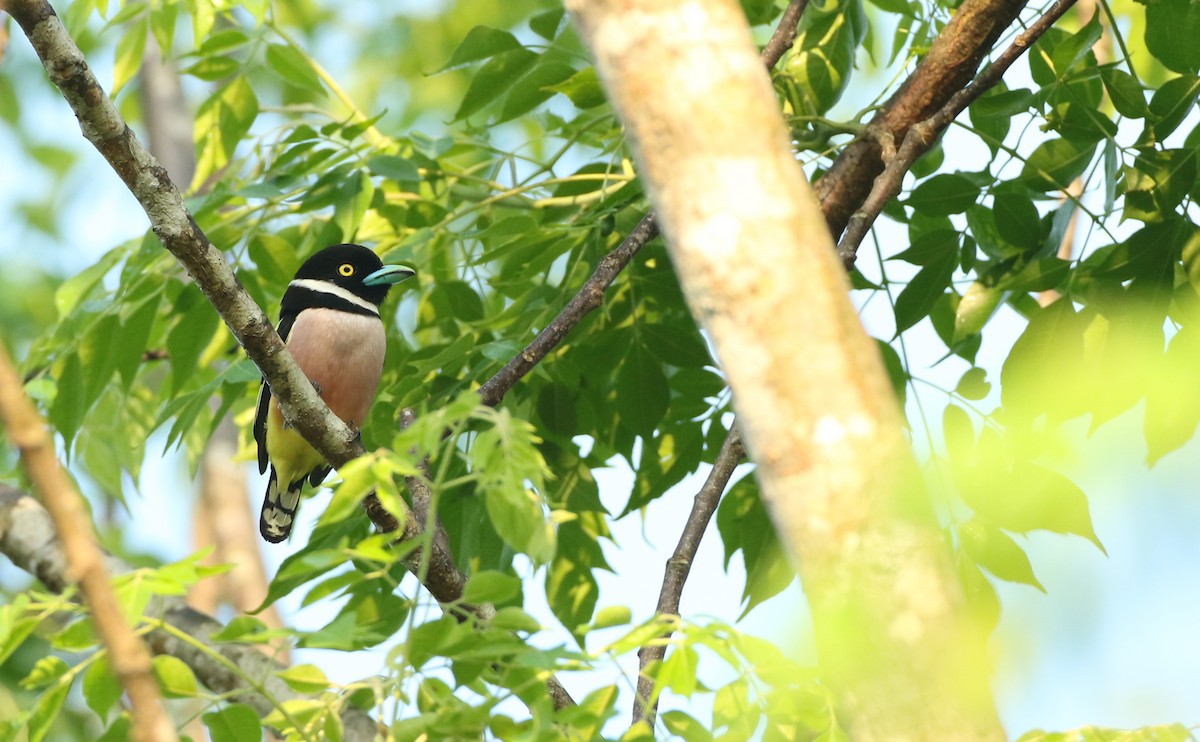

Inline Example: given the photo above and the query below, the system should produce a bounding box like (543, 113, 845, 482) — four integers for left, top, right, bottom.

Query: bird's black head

(292, 243, 416, 308)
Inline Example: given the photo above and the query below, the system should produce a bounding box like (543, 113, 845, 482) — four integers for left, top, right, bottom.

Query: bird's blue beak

(363, 264, 416, 286)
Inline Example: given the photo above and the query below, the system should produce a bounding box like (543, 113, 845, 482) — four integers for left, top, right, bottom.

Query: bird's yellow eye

(338, 264, 355, 277)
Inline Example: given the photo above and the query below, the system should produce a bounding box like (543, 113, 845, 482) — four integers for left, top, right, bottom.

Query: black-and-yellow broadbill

(254, 243, 415, 544)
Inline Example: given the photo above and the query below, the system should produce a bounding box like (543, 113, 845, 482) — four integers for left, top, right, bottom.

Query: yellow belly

(266, 410, 326, 490)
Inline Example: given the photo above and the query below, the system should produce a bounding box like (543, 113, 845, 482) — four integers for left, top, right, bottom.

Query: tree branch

(0, 342, 177, 742)
(814, 0, 1029, 242)
(834, 0, 1077, 266)
(477, 0, 809, 408)
(567, 0, 1003, 737)
(0, 485, 382, 742)
(5, 0, 577, 711)
(633, 426, 744, 727)
(478, 213, 659, 407)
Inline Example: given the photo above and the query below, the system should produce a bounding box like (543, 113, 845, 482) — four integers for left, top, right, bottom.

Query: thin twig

(0, 344, 178, 742)
(478, 0, 809, 407)
(632, 427, 745, 727)
(760, 0, 809, 69)
(835, 0, 1078, 266)
(478, 213, 659, 406)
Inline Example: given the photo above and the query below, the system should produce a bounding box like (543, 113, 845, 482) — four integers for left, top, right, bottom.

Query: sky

(2, 3, 1200, 738)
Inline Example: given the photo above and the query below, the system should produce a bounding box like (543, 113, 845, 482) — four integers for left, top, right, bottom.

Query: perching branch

(478, 0, 809, 407)
(633, 426, 745, 727)
(834, 0, 1078, 266)
(0, 343, 177, 742)
(0, 485, 382, 742)
(567, 0, 1003, 738)
(5, 0, 577, 711)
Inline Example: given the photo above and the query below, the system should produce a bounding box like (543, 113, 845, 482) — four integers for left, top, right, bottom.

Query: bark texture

(567, 0, 1003, 738)
(815, 0, 1028, 241)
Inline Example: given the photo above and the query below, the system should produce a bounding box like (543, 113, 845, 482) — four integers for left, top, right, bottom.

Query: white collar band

(288, 279, 380, 315)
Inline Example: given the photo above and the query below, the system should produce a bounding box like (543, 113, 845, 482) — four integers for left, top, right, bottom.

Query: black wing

(254, 312, 298, 474)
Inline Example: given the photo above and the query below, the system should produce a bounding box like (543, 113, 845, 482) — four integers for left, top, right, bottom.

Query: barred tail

(259, 467, 304, 543)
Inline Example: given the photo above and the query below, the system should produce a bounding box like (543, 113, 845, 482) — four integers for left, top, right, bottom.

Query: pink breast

(280, 308, 387, 428)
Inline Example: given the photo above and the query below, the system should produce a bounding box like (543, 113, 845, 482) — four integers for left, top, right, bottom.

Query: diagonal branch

(5, 0, 576, 711)
(0, 485, 382, 742)
(478, 0, 809, 408)
(0, 342, 178, 742)
(835, 0, 1078, 266)
(632, 426, 744, 727)
(815, 0, 1029, 241)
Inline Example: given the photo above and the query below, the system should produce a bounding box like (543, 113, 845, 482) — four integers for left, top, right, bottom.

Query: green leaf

(1000, 299, 1089, 421)
(333, 169, 374, 240)
(716, 478, 794, 613)
(209, 615, 270, 643)
(893, 246, 956, 335)
(968, 85, 1032, 153)
(1100, 68, 1147, 119)
(954, 282, 1002, 340)
(783, 0, 867, 116)
(453, 48, 539, 120)
(266, 44, 326, 95)
(993, 194, 1043, 250)
(277, 664, 331, 694)
(657, 646, 700, 696)
(616, 343, 669, 436)
(166, 286, 219, 394)
(112, 22, 147, 96)
(0, 596, 38, 668)
(27, 682, 71, 742)
(530, 8, 565, 40)
(546, 522, 603, 638)
(548, 67, 607, 109)
(1049, 11, 1102, 76)
(592, 605, 632, 630)
(368, 155, 421, 184)
(203, 704, 262, 742)
(489, 606, 542, 633)
(1144, 323, 1200, 464)
(182, 55, 242, 81)
(50, 353, 87, 446)
(153, 654, 198, 698)
(116, 294, 161, 388)
(438, 26, 524, 72)
(193, 77, 259, 189)
(995, 257, 1069, 294)
(959, 429, 1103, 551)
(21, 656, 69, 690)
(537, 382, 578, 438)
(1145, 0, 1200, 74)
(1122, 148, 1198, 223)
(661, 710, 715, 742)
(1144, 75, 1200, 144)
(462, 571, 521, 604)
(906, 173, 978, 215)
(498, 57, 577, 123)
(83, 656, 122, 721)
(1018, 137, 1098, 191)
(150, 0, 177, 53)
(958, 517, 1044, 591)
(956, 367, 991, 401)
(641, 323, 711, 368)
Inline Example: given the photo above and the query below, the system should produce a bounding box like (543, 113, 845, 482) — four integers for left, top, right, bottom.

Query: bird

(254, 243, 415, 543)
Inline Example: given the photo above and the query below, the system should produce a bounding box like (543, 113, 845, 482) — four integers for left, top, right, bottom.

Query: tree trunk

(566, 1, 1004, 738)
